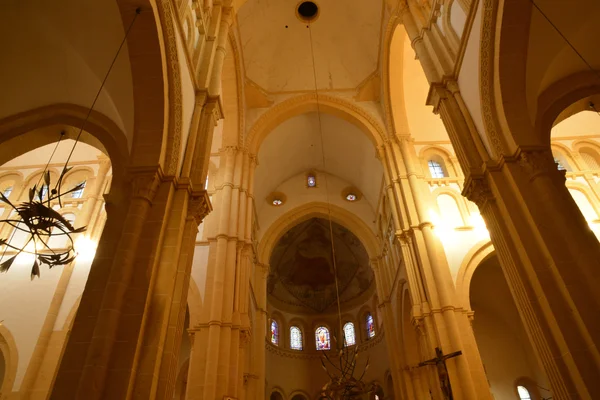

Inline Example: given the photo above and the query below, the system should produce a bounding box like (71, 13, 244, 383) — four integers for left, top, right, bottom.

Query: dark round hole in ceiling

(298, 1, 318, 20)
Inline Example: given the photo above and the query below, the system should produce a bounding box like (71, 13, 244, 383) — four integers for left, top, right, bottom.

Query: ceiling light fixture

(0, 9, 141, 279)
(345, 194, 357, 202)
(272, 199, 283, 206)
(305, 19, 374, 400)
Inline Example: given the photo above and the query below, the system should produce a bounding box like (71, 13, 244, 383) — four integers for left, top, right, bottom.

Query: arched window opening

(2, 186, 12, 199)
(315, 326, 330, 350)
(270, 391, 284, 400)
(343, 322, 356, 346)
(307, 173, 317, 187)
(270, 320, 279, 346)
(70, 181, 86, 199)
(554, 157, 567, 171)
(580, 148, 600, 170)
(290, 326, 303, 350)
(517, 385, 532, 400)
(428, 159, 447, 178)
(366, 313, 375, 339)
(436, 194, 464, 228)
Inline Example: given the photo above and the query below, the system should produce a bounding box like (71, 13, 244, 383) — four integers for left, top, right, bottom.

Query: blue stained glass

(367, 313, 375, 339)
(271, 320, 279, 346)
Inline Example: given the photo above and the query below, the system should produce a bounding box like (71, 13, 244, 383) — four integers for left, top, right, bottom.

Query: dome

(267, 218, 374, 313)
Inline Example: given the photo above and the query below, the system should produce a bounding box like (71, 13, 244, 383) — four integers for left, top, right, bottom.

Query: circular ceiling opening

(297, 1, 319, 22)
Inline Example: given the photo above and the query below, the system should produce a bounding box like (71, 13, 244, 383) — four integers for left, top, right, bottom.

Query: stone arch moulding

(535, 71, 600, 144)
(0, 324, 19, 395)
(0, 104, 128, 188)
(454, 240, 494, 309)
(245, 94, 386, 155)
(479, 0, 531, 158)
(117, 0, 176, 175)
(257, 202, 381, 267)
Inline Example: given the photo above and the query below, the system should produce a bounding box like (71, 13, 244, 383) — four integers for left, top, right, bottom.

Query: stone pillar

(51, 167, 163, 400)
(379, 132, 491, 399)
(464, 156, 600, 399)
(252, 263, 269, 400)
(429, 81, 600, 399)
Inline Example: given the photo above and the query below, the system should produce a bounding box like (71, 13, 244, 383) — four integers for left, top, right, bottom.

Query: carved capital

(188, 190, 213, 224)
(517, 148, 564, 182)
(129, 169, 161, 202)
(239, 328, 252, 348)
(462, 176, 494, 208)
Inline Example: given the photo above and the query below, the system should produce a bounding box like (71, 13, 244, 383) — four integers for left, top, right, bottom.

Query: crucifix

(417, 347, 462, 400)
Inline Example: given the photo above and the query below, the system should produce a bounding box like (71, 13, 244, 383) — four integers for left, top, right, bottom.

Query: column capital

(128, 167, 162, 203)
(462, 176, 494, 209)
(188, 190, 213, 224)
(514, 147, 565, 183)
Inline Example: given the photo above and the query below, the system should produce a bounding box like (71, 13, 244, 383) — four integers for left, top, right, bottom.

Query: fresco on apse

(268, 218, 373, 312)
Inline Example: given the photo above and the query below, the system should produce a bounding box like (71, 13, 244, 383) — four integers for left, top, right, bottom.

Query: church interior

(0, 0, 599, 399)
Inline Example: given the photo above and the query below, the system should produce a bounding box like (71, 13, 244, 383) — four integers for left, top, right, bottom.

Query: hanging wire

(529, 0, 600, 81)
(57, 7, 142, 185)
(307, 24, 345, 341)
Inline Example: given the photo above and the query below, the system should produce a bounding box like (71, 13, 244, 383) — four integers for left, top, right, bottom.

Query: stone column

(381, 133, 491, 399)
(464, 155, 600, 399)
(429, 81, 600, 399)
(51, 167, 163, 400)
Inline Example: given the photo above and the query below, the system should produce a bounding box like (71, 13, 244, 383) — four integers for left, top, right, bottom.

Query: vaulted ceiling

(237, 0, 385, 93)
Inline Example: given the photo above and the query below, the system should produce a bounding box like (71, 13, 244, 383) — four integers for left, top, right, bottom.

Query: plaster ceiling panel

(525, 0, 600, 120)
(267, 218, 374, 313)
(254, 112, 383, 208)
(0, 0, 134, 144)
(237, 0, 384, 92)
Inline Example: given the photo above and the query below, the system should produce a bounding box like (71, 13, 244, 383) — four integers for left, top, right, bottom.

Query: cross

(417, 347, 462, 400)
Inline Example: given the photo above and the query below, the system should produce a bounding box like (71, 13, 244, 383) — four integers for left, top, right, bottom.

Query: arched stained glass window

(366, 313, 375, 339)
(307, 174, 316, 187)
(290, 326, 303, 350)
(428, 160, 446, 178)
(343, 322, 356, 346)
(517, 385, 532, 400)
(270, 320, 279, 346)
(315, 326, 330, 350)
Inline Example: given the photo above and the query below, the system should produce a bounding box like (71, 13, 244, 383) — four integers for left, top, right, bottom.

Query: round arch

(454, 240, 494, 310)
(0, 324, 18, 395)
(246, 94, 386, 155)
(257, 202, 381, 266)
(0, 104, 128, 188)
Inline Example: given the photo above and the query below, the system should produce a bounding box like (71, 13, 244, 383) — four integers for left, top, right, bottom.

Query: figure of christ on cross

(417, 347, 462, 400)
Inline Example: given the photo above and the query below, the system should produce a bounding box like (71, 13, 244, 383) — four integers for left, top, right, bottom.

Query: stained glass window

(290, 326, 303, 350)
(71, 181, 86, 198)
(428, 160, 446, 178)
(2, 186, 12, 198)
(270, 320, 279, 346)
(315, 326, 330, 350)
(517, 386, 531, 400)
(307, 174, 316, 187)
(366, 313, 375, 339)
(343, 322, 356, 346)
